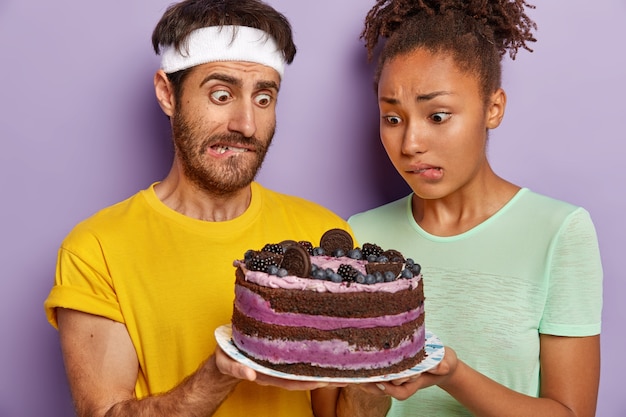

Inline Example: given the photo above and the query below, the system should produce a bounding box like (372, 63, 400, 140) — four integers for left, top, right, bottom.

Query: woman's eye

(431, 112, 451, 123)
(384, 115, 402, 125)
(254, 93, 272, 107)
(211, 90, 232, 103)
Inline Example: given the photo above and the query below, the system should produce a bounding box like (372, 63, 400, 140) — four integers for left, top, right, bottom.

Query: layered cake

(230, 228, 425, 378)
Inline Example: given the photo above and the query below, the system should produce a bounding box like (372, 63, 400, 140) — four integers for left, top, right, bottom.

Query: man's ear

(486, 88, 506, 129)
(154, 69, 175, 117)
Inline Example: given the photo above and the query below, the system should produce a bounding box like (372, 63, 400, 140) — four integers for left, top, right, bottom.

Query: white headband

(160, 25, 286, 77)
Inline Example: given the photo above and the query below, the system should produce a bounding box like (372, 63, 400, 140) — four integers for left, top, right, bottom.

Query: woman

(312, 1, 602, 416)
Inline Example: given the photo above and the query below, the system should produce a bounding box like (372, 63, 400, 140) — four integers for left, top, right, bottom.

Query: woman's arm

(367, 335, 599, 417)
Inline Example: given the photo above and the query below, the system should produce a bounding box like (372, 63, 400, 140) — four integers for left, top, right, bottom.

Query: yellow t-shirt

(45, 182, 352, 416)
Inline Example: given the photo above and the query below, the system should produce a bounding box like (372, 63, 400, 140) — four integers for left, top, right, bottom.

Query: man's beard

(171, 111, 274, 196)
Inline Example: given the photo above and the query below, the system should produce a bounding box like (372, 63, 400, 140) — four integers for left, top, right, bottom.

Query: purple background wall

(1, 1, 624, 416)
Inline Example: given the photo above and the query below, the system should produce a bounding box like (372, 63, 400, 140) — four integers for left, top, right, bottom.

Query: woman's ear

(154, 69, 175, 117)
(486, 88, 507, 129)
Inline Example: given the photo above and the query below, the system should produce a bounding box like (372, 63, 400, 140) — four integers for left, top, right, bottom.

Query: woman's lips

(407, 164, 443, 180)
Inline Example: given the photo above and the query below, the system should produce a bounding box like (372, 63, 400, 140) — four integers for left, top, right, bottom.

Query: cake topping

(244, 250, 283, 272)
(238, 229, 421, 285)
(361, 243, 383, 261)
(381, 249, 405, 263)
(366, 261, 403, 277)
(261, 243, 285, 254)
(320, 228, 354, 256)
(281, 244, 312, 277)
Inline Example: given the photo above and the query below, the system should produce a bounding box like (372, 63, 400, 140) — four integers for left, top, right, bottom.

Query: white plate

(215, 324, 445, 383)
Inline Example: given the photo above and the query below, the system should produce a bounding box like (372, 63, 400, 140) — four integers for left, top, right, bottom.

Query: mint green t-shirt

(348, 188, 602, 417)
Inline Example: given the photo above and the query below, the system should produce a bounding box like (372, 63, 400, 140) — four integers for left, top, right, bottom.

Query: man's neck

(154, 167, 252, 222)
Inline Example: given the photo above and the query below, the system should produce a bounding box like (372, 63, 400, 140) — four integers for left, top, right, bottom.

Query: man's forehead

(191, 61, 281, 89)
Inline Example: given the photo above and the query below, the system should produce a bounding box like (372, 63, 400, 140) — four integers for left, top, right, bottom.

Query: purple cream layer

(236, 285, 423, 330)
(234, 256, 421, 293)
(232, 325, 426, 370)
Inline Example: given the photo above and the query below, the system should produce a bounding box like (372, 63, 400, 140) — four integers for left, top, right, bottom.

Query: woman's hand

(364, 346, 458, 400)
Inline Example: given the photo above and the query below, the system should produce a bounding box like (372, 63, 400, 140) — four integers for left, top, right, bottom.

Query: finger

(214, 347, 257, 381)
(391, 373, 421, 386)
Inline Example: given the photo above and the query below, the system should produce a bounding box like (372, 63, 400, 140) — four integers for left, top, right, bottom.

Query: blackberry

(362, 243, 383, 258)
(337, 264, 360, 282)
(298, 240, 315, 255)
(246, 252, 283, 272)
(262, 243, 284, 255)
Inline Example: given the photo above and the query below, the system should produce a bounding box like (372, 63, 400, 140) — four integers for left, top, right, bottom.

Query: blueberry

(312, 269, 327, 280)
(313, 247, 326, 256)
(277, 268, 288, 277)
(366, 274, 377, 285)
(267, 265, 279, 275)
(401, 269, 414, 279)
(347, 248, 363, 260)
(411, 264, 421, 275)
(374, 271, 384, 283)
(367, 254, 378, 262)
(330, 273, 343, 283)
(376, 256, 389, 263)
(356, 274, 366, 284)
(405, 258, 415, 267)
(384, 271, 396, 282)
(332, 248, 345, 257)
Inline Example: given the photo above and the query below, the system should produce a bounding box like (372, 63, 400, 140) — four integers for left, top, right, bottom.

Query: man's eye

(211, 90, 232, 103)
(431, 112, 451, 123)
(384, 115, 402, 125)
(254, 93, 272, 107)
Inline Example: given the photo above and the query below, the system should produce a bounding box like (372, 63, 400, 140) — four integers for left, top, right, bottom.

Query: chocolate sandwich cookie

(281, 244, 312, 277)
(320, 228, 354, 255)
(365, 261, 403, 278)
(381, 249, 405, 263)
(279, 240, 299, 250)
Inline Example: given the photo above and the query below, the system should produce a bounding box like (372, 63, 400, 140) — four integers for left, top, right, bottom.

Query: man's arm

(57, 308, 240, 417)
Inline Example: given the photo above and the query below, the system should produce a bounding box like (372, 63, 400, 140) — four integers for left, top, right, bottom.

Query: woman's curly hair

(361, 0, 537, 98)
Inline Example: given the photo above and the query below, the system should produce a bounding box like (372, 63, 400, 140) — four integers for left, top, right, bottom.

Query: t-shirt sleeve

(44, 231, 124, 329)
(539, 208, 603, 336)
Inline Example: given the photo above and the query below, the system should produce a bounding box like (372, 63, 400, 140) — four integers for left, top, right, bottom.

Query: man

(44, 1, 351, 416)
